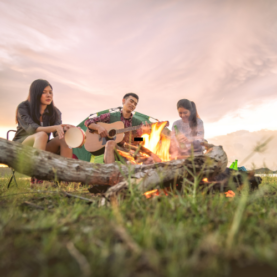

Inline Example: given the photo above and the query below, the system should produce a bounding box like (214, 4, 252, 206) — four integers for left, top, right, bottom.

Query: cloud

(0, 0, 277, 132)
(208, 129, 277, 170)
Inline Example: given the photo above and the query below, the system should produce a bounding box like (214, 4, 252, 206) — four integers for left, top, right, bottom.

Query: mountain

(208, 129, 277, 171)
(254, 168, 277, 174)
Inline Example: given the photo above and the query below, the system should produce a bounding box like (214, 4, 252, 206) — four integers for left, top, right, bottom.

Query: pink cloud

(0, 0, 277, 134)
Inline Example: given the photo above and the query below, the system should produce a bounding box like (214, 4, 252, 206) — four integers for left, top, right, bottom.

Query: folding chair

(6, 130, 18, 188)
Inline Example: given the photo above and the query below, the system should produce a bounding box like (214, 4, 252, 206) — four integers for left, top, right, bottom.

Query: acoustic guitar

(84, 121, 169, 154)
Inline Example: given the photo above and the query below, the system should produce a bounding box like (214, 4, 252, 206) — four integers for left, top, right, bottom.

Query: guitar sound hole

(109, 129, 116, 137)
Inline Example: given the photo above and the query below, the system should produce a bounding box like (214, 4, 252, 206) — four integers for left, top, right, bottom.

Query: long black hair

(177, 99, 200, 136)
(16, 79, 58, 124)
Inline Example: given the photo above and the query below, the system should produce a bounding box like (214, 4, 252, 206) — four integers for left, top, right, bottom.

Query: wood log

(0, 138, 227, 193)
(123, 142, 161, 163)
(0, 138, 128, 185)
(105, 144, 228, 198)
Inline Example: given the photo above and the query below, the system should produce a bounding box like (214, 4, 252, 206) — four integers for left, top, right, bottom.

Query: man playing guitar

(84, 93, 150, 164)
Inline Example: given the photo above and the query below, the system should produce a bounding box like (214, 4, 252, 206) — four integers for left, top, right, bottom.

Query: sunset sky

(1, 0, 276, 169)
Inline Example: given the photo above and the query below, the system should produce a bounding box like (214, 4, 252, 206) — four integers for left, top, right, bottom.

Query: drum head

(65, 127, 84, 148)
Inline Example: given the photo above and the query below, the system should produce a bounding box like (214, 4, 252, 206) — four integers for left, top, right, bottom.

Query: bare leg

(59, 137, 73, 158)
(22, 132, 49, 185)
(104, 141, 117, 164)
(46, 136, 72, 158)
(22, 132, 48, 150)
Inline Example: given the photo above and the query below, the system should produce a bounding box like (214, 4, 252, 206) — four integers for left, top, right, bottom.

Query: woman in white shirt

(170, 99, 204, 157)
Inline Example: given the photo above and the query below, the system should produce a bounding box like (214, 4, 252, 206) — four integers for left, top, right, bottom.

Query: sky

(0, 0, 277, 169)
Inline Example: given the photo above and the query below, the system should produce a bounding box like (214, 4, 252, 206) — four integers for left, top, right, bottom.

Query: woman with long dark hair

(170, 99, 204, 157)
(13, 79, 73, 184)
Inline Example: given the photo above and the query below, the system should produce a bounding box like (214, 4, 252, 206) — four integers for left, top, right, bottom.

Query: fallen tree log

(0, 138, 127, 185)
(0, 138, 227, 192)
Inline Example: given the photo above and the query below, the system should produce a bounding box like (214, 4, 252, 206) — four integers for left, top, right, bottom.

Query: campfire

(119, 121, 171, 165)
(117, 122, 233, 199)
(141, 121, 171, 162)
(1, 130, 262, 200)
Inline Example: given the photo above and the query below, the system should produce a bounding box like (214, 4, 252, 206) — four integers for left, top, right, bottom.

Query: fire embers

(201, 177, 236, 197)
(225, 190, 236, 198)
(144, 188, 169, 199)
(116, 150, 136, 164)
(135, 154, 155, 165)
(199, 168, 262, 194)
(116, 149, 156, 165)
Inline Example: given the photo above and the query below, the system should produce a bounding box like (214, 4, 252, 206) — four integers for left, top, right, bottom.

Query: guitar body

(84, 121, 125, 154)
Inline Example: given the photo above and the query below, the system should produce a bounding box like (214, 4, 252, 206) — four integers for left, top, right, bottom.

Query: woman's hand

(177, 133, 188, 144)
(97, 126, 109, 138)
(62, 124, 75, 132)
(55, 125, 65, 139)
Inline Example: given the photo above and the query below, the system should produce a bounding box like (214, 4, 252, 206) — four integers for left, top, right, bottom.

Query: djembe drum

(65, 127, 86, 148)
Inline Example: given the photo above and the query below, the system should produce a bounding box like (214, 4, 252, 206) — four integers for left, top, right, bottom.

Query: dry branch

(123, 142, 161, 162)
(21, 201, 46, 210)
(63, 192, 94, 204)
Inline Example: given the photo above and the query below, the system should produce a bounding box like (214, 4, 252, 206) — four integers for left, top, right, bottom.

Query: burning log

(200, 168, 263, 193)
(115, 144, 156, 164)
(105, 144, 228, 199)
(123, 142, 162, 163)
(116, 149, 137, 164)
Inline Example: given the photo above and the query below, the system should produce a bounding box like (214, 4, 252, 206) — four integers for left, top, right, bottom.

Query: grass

(1, 174, 277, 277)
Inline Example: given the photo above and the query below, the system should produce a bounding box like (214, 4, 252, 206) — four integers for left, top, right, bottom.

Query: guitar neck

(116, 121, 168, 135)
(116, 125, 141, 134)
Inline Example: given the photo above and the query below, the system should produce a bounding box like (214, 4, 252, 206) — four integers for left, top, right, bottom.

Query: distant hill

(254, 168, 277, 174)
(208, 129, 277, 171)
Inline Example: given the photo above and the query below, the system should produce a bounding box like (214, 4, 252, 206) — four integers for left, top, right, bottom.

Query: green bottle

(233, 160, 238, 171)
(229, 160, 238, 170)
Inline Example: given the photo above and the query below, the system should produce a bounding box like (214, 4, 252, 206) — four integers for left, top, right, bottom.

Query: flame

(144, 189, 159, 199)
(116, 150, 136, 164)
(225, 190, 235, 198)
(202, 178, 208, 182)
(143, 188, 169, 199)
(142, 122, 171, 161)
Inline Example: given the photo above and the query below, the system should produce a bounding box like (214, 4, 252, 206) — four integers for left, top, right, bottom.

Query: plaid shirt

(84, 111, 142, 145)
